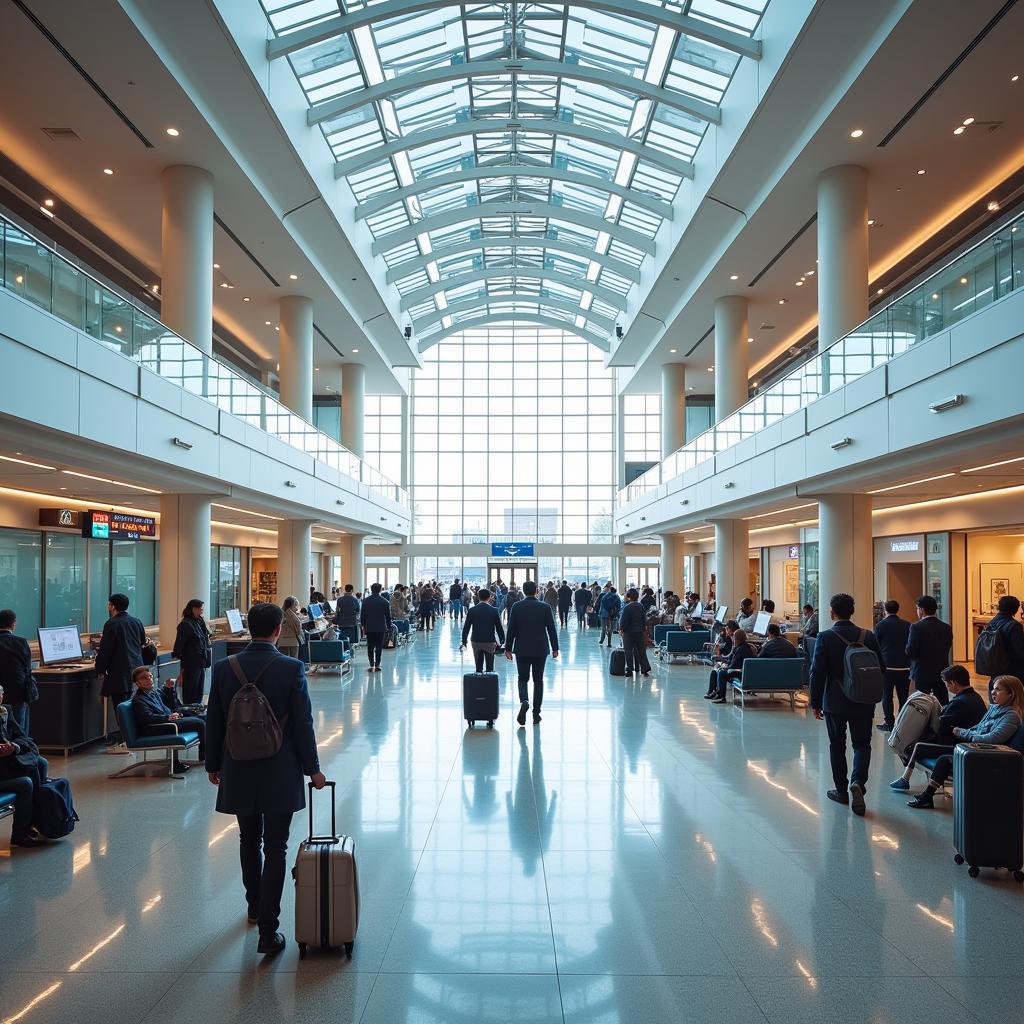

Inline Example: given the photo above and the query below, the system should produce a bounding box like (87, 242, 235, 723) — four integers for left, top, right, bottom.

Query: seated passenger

(736, 598, 757, 633)
(758, 623, 794, 659)
(906, 674, 1024, 808)
(889, 665, 985, 790)
(0, 684, 49, 848)
(761, 599, 779, 624)
(801, 604, 819, 638)
(130, 666, 206, 772)
(707, 629, 756, 704)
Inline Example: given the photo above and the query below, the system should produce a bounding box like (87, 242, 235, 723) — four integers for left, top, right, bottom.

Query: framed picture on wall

(991, 578, 1011, 607)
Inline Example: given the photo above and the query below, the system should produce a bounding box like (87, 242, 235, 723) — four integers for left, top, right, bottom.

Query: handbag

(141, 641, 158, 666)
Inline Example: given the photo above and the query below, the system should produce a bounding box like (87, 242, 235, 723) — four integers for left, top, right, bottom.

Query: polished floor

(2, 620, 1023, 1024)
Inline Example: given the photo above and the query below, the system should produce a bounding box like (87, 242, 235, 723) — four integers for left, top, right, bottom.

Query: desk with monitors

(32, 627, 104, 754)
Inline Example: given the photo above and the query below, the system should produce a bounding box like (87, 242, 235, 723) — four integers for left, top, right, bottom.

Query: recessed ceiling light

(166, 127, 180, 137)
(707, 366, 714, 372)
(0, 454, 57, 471)
(917, 168, 926, 175)
(151, 285, 159, 294)
(751, 381, 758, 387)
(219, 282, 229, 288)
(962, 116, 975, 126)
(687, 385, 694, 391)
(795, 280, 804, 286)
(264, 320, 272, 325)
(14, 274, 23, 284)
(213, 263, 220, 269)
(747, 337, 753, 343)
(288, 273, 299, 280)
(960, 276, 968, 285)
(668, 348, 676, 353)
(876, 287, 884, 294)
(44, 199, 55, 208)
(1012, 74, 1020, 82)
(103, 167, 114, 175)
(867, 218, 876, 226)
(806, 270, 815, 275)
(988, 200, 1000, 211)
(932, 293, 939, 300)
(850, 129, 864, 138)
(352, 348, 359, 353)
(953, 126, 965, 135)
(777, 298, 786, 305)
(114, 325, 123, 333)
(729, 274, 739, 280)
(314, 367, 320, 372)
(243, 296, 251, 302)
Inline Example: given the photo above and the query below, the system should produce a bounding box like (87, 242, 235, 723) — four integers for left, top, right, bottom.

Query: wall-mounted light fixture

(929, 394, 965, 414)
(171, 437, 193, 450)
(830, 437, 853, 450)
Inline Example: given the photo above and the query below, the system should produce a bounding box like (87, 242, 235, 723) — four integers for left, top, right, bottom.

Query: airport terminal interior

(2, 0, 1024, 1021)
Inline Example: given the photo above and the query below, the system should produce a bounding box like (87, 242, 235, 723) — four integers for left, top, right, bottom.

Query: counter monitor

(716, 605, 729, 623)
(38, 625, 85, 665)
(307, 602, 323, 620)
(225, 609, 245, 635)
(753, 611, 771, 636)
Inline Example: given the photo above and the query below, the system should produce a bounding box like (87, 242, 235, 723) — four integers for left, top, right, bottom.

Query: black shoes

(850, 783, 866, 816)
(257, 931, 286, 956)
(172, 760, 191, 773)
(710, 696, 726, 704)
(908, 791, 935, 809)
(247, 904, 259, 925)
(533, 713, 542, 725)
(826, 789, 849, 806)
(517, 702, 529, 726)
(876, 723, 893, 733)
(703, 692, 716, 699)
(10, 834, 42, 848)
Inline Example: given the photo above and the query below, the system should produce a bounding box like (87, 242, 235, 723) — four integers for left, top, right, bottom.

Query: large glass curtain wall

(363, 395, 403, 485)
(413, 557, 613, 586)
(412, 327, 615, 545)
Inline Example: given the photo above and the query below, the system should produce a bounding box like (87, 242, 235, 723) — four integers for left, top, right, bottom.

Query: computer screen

(37, 625, 84, 665)
(225, 609, 244, 635)
(715, 605, 729, 623)
(307, 602, 322, 620)
(692, 602, 703, 619)
(752, 611, 771, 636)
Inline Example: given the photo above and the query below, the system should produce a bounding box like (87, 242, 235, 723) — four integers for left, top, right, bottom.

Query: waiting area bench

(307, 638, 353, 675)
(731, 658, 806, 710)
(656, 630, 711, 664)
(913, 722, 1024, 794)
(109, 700, 202, 780)
(0, 791, 16, 827)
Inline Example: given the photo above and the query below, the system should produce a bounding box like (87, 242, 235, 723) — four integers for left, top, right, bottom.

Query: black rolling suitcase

(463, 672, 499, 729)
(587, 612, 599, 628)
(609, 647, 627, 676)
(952, 743, 1024, 882)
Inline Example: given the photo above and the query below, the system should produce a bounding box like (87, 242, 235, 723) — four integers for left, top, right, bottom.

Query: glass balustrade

(621, 210, 1024, 506)
(0, 214, 407, 507)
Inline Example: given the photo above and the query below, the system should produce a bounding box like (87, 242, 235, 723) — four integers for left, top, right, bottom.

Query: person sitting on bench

(758, 623, 794, 659)
(131, 666, 206, 772)
(0, 685, 49, 847)
(706, 629, 755, 704)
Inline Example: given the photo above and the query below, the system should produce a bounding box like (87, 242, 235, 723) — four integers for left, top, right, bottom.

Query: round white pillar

(661, 362, 686, 457)
(278, 295, 314, 421)
(349, 535, 365, 592)
(817, 493, 873, 625)
(660, 535, 679, 595)
(713, 518, 750, 616)
(713, 296, 749, 421)
(400, 394, 411, 489)
(342, 363, 365, 458)
(160, 166, 214, 354)
(817, 165, 869, 352)
(158, 494, 211, 649)
(276, 519, 314, 606)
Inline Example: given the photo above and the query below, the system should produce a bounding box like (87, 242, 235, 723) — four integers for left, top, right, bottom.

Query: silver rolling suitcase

(292, 781, 360, 958)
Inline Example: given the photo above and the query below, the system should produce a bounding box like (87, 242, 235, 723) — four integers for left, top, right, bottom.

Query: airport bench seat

(914, 723, 1024, 793)
(110, 700, 201, 780)
(308, 639, 352, 675)
(657, 630, 710, 663)
(732, 658, 806, 710)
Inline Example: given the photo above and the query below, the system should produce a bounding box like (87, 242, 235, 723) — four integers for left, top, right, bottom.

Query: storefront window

(112, 540, 157, 625)
(87, 539, 111, 632)
(0, 528, 42, 638)
(926, 533, 950, 622)
(44, 534, 87, 630)
(210, 544, 243, 619)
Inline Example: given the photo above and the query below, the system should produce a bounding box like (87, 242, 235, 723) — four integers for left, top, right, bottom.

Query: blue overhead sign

(490, 543, 535, 558)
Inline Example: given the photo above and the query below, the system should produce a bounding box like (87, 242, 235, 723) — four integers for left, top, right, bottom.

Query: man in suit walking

(556, 580, 573, 628)
(333, 584, 360, 646)
(906, 595, 954, 706)
(506, 580, 559, 726)
(206, 602, 326, 957)
(94, 593, 148, 753)
(461, 588, 506, 672)
(360, 582, 393, 671)
(810, 592, 885, 817)
(874, 599, 912, 732)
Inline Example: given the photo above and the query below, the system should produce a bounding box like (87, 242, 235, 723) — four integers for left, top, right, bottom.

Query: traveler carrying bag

(293, 781, 360, 958)
(952, 743, 1024, 881)
(609, 647, 627, 676)
(463, 672, 499, 728)
(974, 627, 1009, 677)
(888, 690, 941, 757)
(225, 656, 286, 760)
(33, 777, 79, 839)
(141, 640, 158, 666)
(839, 629, 884, 704)
(587, 611, 599, 628)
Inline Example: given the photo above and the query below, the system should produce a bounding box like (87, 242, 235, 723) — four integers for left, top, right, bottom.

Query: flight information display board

(82, 511, 157, 541)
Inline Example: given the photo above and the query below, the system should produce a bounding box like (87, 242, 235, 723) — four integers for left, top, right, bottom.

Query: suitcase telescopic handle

(307, 780, 338, 844)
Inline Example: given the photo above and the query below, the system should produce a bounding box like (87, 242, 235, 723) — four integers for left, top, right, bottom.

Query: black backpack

(839, 629, 884, 704)
(225, 656, 287, 760)
(975, 626, 1009, 676)
(33, 777, 79, 839)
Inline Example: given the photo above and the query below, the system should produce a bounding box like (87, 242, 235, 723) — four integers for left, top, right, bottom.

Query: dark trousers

(824, 710, 873, 792)
(708, 668, 738, 699)
(576, 608, 587, 627)
(516, 654, 547, 711)
(7, 702, 29, 734)
(881, 670, 911, 726)
(559, 607, 570, 627)
(471, 643, 496, 672)
(622, 633, 651, 674)
(0, 755, 49, 839)
(237, 811, 292, 936)
(929, 752, 955, 787)
(366, 632, 385, 666)
(180, 662, 207, 705)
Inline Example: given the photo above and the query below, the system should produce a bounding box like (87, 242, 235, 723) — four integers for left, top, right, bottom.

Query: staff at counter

(173, 599, 212, 705)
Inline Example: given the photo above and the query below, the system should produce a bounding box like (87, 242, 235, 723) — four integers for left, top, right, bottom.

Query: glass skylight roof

(260, 0, 769, 351)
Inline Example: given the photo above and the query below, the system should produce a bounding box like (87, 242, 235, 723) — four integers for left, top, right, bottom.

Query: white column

(616, 390, 627, 490)
(349, 535, 365, 592)
(713, 296, 749, 421)
(613, 555, 626, 588)
(158, 494, 211, 648)
(278, 295, 314, 421)
(342, 363, 365, 458)
(817, 493, 873, 625)
(661, 362, 686, 457)
(660, 534, 679, 594)
(817, 165, 869, 352)
(160, 166, 214, 354)
(400, 393, 411, 490)
(712, 518, 750, 616)
(276, 519, 314, 606)
(400, 554, 413, 585)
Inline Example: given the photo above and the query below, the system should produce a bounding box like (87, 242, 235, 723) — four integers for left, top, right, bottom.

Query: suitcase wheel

(968, 866, 980, 878)
(467, 720, 475, 728)
(345, 941, 354, 958)
(1013, 870, 1024, 884)
(487, 721, 494, 729)
(954, 854, 964, 865)
(298, 943, 307, 959)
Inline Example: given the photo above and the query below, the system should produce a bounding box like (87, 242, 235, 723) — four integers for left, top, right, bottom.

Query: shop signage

(39, 508, 83, 529)
(82, 510, 157, 541)
(787, 545, 800, 559)
(491, 542, 535, 558)
(890, 538, 920, 553)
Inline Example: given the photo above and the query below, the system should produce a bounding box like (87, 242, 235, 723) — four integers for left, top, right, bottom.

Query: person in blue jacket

(130, 665, 206, 772)
(206, 602, 326, 957)
(598, 586, 622, 646)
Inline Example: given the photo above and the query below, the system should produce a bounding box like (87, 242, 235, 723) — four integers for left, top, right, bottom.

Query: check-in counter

(32, 663, 104, 755)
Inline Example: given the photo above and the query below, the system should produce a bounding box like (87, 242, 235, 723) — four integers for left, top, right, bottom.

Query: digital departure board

(82, 511, 157, 540)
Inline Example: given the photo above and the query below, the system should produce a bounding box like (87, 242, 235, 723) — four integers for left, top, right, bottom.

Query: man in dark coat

(874, 599, 912, 731)
(131, 665, 205, 772)
(505, 580, 559, 726)
(0, 608, 36, 734)
(982, 595, 1024, 695)
(810, 592, 885, 817)
(757, 623, 796, 659)
(94, 593, 148, 752)
(556, 581, 573, 628)
(360, 582, 393, 671)
(906, 595, 954, 706)
(206, 602, 325, 957)
(573, 585, 592, 628)
(333, 584, 361, 645)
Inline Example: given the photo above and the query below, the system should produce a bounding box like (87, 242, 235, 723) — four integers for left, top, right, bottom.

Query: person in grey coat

(206, 603, 326, 957)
